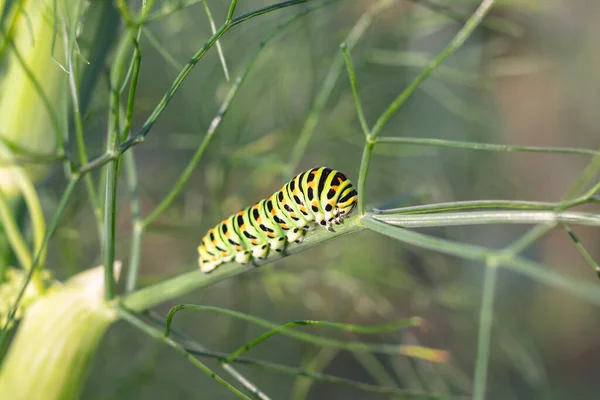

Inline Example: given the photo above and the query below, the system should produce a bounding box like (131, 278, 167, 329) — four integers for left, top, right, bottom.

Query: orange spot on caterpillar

(235, 245, 243, 251)
(257, 217, 262, 223)
(267, 232, 275, 238)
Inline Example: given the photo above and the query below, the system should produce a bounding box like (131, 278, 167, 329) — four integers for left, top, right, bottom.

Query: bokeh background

(33, 0, 600, 398)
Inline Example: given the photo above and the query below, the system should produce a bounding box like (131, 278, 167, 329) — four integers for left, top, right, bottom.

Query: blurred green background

(28, 0, 600, 398)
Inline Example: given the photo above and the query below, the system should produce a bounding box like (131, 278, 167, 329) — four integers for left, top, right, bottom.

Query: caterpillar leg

(269, 236, 287, 253)
(200, 259, 223, 273)
(235, 251, 252, 265)
(252, 244, 270, 260)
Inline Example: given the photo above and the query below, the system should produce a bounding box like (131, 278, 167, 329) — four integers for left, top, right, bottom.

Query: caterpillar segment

(198, 167, 358, 273)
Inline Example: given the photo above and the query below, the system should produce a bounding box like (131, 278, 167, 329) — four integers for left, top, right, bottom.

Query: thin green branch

(360, 215, 600, 305)
(367, 49, 486, 87)
(141, 0, 340, 229)
(285, 0, 387, 176)
(375, 136, 600, 157)
(341, 43, 369, 137)
(119, 0, 307, 155)
(372, 210, 600, 228)
(124, 150, 142, 293)
(65, 14, 103, 237)
(163, 304, 435, 359)
(103, 32, 136, 300)
(223, 318, 423, 362)
(226, 0, 239, 22)
(230, 0, 307, 26)
(142, 29, 182, 71)
(369, 0, 496, 140)
(141, 0, 205, 24)
(405, 0, 522, 37)
(473, 261, 498, 400)
(0, 185, 33, 272)
(118, 308, 252, 400)
(202, 0, 229, 80)
(187, 347, 466, 399)
(563, 152, 600, 199)
(221, 364, 270, 400)
(562, 224, 600, 279)
(503, 225, 554, 255)
(374, 199, 599, 215)
(355, 0, 497, 214)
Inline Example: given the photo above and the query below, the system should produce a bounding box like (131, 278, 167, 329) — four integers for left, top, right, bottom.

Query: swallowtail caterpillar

(198, 167, 358, 273)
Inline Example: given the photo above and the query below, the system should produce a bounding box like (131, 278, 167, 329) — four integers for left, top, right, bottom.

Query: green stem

(103, 86, 120, 301)
(357, 141, 374, 214)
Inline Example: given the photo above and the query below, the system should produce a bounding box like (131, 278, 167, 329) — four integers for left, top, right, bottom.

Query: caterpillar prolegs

(198, 167, 358, 273)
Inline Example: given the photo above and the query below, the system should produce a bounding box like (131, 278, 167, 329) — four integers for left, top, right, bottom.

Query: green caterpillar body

(198, 167, 358, 273)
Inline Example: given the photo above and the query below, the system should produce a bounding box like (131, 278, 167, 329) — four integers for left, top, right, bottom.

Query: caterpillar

(198, 167, 358, 273)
